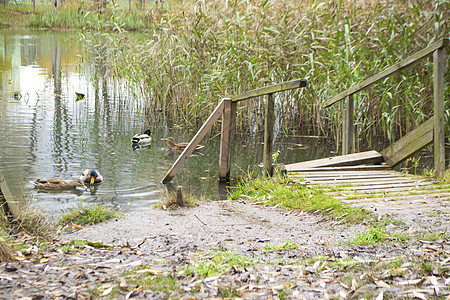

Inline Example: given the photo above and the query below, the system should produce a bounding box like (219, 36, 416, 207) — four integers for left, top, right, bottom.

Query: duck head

(89, 169, 99, 185)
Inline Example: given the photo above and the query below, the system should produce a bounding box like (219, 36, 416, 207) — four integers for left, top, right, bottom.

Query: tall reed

(82, 0, 449, 145)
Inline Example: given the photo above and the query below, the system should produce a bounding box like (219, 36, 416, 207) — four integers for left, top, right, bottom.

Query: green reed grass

(78, 0, 448, 145)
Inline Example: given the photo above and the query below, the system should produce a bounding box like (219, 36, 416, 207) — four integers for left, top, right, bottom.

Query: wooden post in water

(342, 93, 354, 155)
(433, 47, 445, 178)
(263, 93, 275, 176)
(219, 98, 236, 182)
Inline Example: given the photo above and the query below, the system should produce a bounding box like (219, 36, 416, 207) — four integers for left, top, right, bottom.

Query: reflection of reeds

(83, 0, 448, 142)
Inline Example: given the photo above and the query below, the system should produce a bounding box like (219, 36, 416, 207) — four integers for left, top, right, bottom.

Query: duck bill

(90, 176, 95, 185)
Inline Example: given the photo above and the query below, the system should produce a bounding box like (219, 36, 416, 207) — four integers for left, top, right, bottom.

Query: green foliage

(263, 241, 299, 251)
(184, 250, 259, 278)
(218, 286, 241, 298)
(58, 203, 122, 226)
(350, 226, 386, 246)
(229, 175, 373, 224)
(80, 0, 449, 141)
(348, 225, 410, 246)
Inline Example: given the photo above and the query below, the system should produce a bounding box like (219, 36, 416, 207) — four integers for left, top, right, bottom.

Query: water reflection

(0, 29, 333, 216)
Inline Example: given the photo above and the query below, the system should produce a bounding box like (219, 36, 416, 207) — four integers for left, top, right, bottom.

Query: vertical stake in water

(433, 47, 445, 178)
(263, 93, 274, 177)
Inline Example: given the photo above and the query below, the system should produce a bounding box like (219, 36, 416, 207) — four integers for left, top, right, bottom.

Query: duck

(161, 137, 204, 152)
(32, 177, 87, 190)
(132, 129, 152, 145)
(80, 169, 104, 185)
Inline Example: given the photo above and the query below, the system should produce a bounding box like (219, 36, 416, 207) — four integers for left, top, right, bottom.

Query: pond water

(0, 29, 335, 216)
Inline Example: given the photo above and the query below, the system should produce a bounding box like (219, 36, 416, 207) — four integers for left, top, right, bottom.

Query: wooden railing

(323, 38, 449, 178)
(162, 79, 307, 183)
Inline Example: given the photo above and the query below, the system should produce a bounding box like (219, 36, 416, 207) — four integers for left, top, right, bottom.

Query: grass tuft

(57, 203, 122, 227)
(229, 175, 373, 224)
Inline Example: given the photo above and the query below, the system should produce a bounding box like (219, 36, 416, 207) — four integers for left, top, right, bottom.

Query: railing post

(219, 98, 236, 182)
(263, 93, 275, 176)
(342, 93, 354, 155)
(433, 47, 445, 178)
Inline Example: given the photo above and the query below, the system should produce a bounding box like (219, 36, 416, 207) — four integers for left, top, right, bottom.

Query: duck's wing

(80, 169, 90, 181)
(132, 134, 151, 143)
(47, 177, 68, 184)
(36, 177, 64, 184)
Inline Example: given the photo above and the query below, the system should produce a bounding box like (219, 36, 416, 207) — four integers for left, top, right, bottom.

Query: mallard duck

(80, 169, 104, 185)
(32, 178, 87, 190)
(132, 129, 152, 145)
(161, 137, 204, 152)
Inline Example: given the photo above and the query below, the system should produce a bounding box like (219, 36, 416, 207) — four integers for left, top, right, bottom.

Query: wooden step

(285, 150, 385, 172)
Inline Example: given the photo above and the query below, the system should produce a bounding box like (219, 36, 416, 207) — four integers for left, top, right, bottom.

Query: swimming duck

(80, 169, 104, 185)
(132, 129, 152, 145)
(32, 177, 87, 190)
(161, 137, 204, 152)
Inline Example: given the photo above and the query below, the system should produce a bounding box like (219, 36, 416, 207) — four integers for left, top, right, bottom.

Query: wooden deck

(285, 157, 450, 216)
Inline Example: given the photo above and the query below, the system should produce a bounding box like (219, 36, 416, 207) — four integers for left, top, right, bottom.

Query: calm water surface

(0, 30, 333, 216)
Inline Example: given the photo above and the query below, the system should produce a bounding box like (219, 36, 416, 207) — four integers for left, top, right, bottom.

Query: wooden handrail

(162, 79, 307, 182)
(323, 38, 449, 108)
(233, 79, 307, 102)
(162, 99, 225, 183)
(322, 38, 448, 178)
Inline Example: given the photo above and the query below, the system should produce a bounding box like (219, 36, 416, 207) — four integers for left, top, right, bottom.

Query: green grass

(349, 225, 410, 246)
(184, 250, 259, 278)
(58, 239, 115, 252)
(57, 203, 122, 226)
(229, 175, 373, 224)
(263, 241, 300, 251)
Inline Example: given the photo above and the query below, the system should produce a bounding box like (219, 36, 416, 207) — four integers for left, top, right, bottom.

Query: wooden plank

(342, 94, 354, 155)
(381, 117, 434, 166)
(0, 173, 20, 217)
(323, 38, 449, 107)
(339, 182, 433, 191)
(304, 177, 420, 185)
(284, 150, 384, 171)
(300, 172, 420, 181)
(219, 99, 236, 181)
(263, 93, 274, 176)
(162, 100, 225, 183)
(295, 174, 406, 181)
(287, 164, 391, 172)
(433, 47, 445, 179)
(293, 170, 401, 176)
(233, 79, 307, 102)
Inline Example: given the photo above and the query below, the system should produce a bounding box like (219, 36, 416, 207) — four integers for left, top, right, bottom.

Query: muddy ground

(0, 195, 449, 299)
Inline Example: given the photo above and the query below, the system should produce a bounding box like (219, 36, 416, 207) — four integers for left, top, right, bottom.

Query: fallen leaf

(102, 286, 113, 296)
(351, 278, 358, 291)
(376, 291, 383, 300)
(429, 276, 438, 286)
(136, 268, 161, 275)
(397, 278, 424, 285)
(69, 224, 83, 230)
(412, 292, 426, 300)
(39, 258, 49, 264)
(375, 280, 390, 288)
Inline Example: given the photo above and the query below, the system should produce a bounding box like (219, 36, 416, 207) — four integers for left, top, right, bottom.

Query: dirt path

(0, 197, 449, 299)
